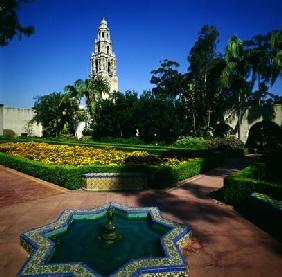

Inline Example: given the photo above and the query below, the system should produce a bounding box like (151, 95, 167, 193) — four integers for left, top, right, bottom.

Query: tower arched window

(107, 46, 109, 54)
(102, 32, 104, 38)
(108, 62, 111, 74)
(98, 45, 100, 53)
(95, 60, 98, 72)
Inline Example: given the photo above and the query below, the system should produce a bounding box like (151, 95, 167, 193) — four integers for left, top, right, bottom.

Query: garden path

(0, 156, 281, 277)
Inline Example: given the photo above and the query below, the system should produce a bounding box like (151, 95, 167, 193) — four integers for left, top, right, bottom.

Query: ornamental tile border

(18, 203, 192, 277)
(251, 192, 282, 211)
(81, 173, 147, 191)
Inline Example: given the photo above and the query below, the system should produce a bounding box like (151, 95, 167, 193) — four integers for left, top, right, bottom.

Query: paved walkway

(0, 157, 281, 277)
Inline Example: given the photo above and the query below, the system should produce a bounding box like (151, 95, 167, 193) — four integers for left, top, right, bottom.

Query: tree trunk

(192, 113, 196, 132)
(238, 92, 242, 141)
(238, 109, 242, 140)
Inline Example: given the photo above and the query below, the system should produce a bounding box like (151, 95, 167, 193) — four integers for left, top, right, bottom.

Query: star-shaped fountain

(18, 203, 192, 277)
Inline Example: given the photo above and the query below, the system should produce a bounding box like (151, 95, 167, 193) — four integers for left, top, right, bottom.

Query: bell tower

(90, 18, 118, 95)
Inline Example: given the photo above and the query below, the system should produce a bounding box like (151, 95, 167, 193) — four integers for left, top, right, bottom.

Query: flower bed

(0, 141, 224, 190)
(0, 142, 182, 166)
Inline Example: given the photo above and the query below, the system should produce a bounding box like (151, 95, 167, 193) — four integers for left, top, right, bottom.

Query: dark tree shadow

(126, 188, 282, 256)
(131, 189, 238, 242)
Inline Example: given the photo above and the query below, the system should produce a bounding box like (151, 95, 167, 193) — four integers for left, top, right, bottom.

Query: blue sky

(0, 0, 282, 108)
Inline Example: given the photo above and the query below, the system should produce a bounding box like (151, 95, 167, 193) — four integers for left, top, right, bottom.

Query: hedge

(0, 151, 224, 190)
(238, 192, 282, 243)
(223, 165, 282, 205)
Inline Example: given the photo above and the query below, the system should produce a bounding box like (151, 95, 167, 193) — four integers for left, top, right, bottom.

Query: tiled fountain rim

(81, 173, 146, 178)
(18, 203, 192, 277)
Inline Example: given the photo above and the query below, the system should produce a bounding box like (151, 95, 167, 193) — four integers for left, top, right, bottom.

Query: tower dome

(99, 18, 108, 28)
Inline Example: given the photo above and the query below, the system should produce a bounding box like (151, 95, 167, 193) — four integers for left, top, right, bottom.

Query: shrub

(79, 136, 93, 142)
(3, 129, 16, 138)
(174, 136, 208, 148)
(213, 123, 233, 137)
(246, 120, 282, 149)
(208, 136, 244, 150)
(82, 127, 93, 136)
(98, 137, 146, 145)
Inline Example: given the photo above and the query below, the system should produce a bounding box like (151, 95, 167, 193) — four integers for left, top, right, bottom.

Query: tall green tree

(92, 90, 186, 143)
(136, 91, 184, 143)
(271, 30, 282, 71)
(93, 91, 139, 139)
(244, 30, 282, 105)
(150, 59, 184, 99)
(221, 36, 253, 140)
(186, 25, 224, 134)
(0, 0, 34, 46)
(32, 92, 77, 137)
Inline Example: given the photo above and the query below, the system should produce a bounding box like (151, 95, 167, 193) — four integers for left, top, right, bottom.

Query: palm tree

(244, 31, 281, 104)
(221, 36, 252, 140)
(271, 30, 282, 78)
(84, 76, 110, 118)
(63, 76, 110, 123)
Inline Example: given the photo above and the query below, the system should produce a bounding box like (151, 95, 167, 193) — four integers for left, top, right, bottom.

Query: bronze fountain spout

(100, 204, 121, 244)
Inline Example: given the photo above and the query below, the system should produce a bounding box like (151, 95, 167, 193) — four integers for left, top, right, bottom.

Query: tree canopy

(32, 92, 77, 137)
(0, 0, 34, 46)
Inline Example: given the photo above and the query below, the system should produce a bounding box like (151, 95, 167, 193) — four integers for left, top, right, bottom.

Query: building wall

(224, 104, 282, 142)
(0, 105, 42, 137)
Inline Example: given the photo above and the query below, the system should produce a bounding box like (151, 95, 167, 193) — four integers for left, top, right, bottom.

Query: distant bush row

(174, 136, 244, 150)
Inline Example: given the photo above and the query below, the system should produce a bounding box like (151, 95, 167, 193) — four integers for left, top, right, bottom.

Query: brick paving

(0, 158, 281, 277)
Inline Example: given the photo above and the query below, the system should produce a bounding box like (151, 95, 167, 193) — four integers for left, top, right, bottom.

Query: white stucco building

(0, 104, 42, 137)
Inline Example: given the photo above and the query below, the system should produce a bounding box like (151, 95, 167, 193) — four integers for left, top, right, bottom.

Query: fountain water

(18, 203, 192, 277)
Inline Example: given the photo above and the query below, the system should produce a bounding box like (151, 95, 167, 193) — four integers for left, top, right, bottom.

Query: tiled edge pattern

(81, 173, 147, 191)
(251, 192, 282, 211)
(18, 203, 192, 277)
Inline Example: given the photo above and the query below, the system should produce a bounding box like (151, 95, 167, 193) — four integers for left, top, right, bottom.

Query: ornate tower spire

(90, 18, 118, 95)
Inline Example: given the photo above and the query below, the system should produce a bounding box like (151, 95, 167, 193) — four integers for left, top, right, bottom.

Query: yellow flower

(0, 142, 183, 166)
